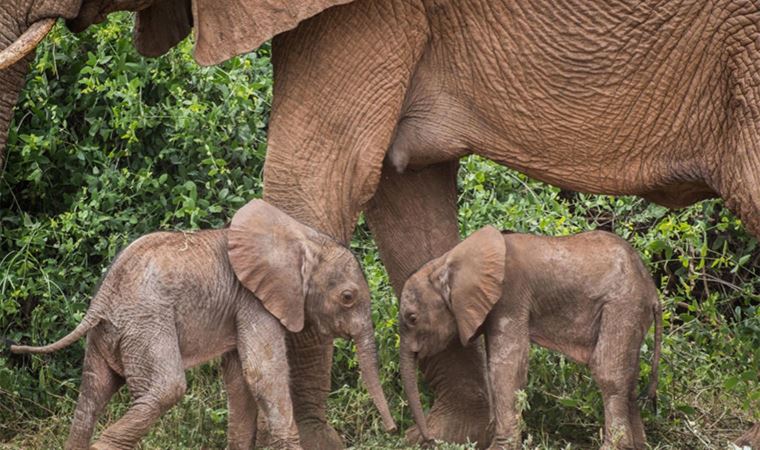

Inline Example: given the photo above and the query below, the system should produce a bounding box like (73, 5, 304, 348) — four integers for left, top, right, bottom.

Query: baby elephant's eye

(405, 312, 418, 326)
(340, 290, 356, 307)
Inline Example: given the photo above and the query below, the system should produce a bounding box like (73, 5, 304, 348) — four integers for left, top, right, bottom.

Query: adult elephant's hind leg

(718, 159, 760, 449)
(731, 212, 760, 450)
(366, 161, 492, 448)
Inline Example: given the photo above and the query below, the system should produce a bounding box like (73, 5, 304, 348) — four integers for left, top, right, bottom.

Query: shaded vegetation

(1, 14, 758, 449)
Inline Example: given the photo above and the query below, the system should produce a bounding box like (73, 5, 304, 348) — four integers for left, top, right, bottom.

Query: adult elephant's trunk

(353, 327, 397, 432)
(0, 18, 56, 168)
(400, 344, 430, 442)
(0, 65, 25, 168)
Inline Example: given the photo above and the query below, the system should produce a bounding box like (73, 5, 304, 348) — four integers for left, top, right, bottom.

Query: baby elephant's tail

(643, 301, 663, 412)
(8, 314, 100, 354)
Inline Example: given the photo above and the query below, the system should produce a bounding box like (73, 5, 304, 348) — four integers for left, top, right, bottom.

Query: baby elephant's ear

(227, 199, 320, 333)
(446, 226, 506, 346)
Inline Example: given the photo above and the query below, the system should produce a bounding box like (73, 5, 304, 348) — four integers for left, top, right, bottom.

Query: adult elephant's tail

(643, 301, 663, 411)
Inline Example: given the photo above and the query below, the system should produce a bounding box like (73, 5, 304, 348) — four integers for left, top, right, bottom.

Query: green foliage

(1, 15, 758, 450)
(1, 14, 270, 444)
(456, 157, 759, 448)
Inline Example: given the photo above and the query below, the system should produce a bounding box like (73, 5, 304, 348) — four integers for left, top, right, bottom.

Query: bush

(1, 14, 757, 449)
(1, 14, 270, 444)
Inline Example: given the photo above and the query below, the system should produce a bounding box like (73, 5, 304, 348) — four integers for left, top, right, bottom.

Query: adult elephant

(1, 0, 759, 448)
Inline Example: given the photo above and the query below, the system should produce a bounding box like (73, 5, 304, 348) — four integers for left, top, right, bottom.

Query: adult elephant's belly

(393, 0, 732, 208)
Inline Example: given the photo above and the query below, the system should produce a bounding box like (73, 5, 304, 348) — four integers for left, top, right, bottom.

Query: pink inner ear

(448, 226, 506, 345)
(227, 200, 311, 334)
(428, 257, 452, 304)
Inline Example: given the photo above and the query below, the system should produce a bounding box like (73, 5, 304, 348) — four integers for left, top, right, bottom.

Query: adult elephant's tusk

(0, 18, 56, 70)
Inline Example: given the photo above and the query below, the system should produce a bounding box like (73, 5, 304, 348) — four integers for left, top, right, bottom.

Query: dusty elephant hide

(399, 226, 663, 450)
(2, 0, 760, 447)
(9, 199, 395, 450)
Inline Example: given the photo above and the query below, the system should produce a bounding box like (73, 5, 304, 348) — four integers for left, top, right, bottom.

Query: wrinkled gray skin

(399, 227, 663, 450)
(9, 206, 394, 449)
(2, 0, 760, 447)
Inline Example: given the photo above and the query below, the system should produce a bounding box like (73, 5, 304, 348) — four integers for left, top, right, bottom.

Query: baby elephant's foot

(599, 423, 640, 450)
(487, 435, 522, 450)
(269, 440, 304, 450)
(405, 405, 492, 448)
(735, 423, 760, 449)
(89, 442, 120, 450)
(406, 412, 491, 448)
(297, 418, 344, 450)
(599, 440, 638, 450)
(257, 418, 341, 450)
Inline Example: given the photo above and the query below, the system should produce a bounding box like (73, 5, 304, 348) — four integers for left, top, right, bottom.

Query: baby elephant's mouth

(408, 341, 421, 355)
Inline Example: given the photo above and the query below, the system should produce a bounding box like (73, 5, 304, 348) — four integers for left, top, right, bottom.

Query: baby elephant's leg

(65, 338, 124, 450)
(92, 329, 186, 450)
(485, 318, 531, 450)
(236, 313, 301, 450)
(590, 307, 645, 450)
(222, 350, 258, 450)
(736, 424, 760, 449)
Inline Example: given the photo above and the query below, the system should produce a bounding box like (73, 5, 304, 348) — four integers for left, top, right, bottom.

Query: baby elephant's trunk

(354, 328, 397, 432)
(8, 314, 100, 354)
(399, 344, 430, 442)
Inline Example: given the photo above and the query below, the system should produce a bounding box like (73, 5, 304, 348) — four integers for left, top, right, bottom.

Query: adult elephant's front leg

(262, 2, 429, 446)
(286, 328, 340, 450)
(366, 161, 492, 448)
(255, 326, 339, 450)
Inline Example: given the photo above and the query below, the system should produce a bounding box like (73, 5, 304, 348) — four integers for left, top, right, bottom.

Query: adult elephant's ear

(192, 0, 354, 66)
(133, 0, 353, 64)
(134, 0, 193, 58)
(430, 226, 506, 346)
(227, 199, 322, 333)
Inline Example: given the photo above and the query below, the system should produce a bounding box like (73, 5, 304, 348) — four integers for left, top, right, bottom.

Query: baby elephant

(399, 226, 662, 450)
(9, 199, 395, 450)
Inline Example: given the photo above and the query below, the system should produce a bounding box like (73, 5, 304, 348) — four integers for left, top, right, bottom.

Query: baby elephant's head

(227, 199, 395, 432)
(398, 225, 506, 440)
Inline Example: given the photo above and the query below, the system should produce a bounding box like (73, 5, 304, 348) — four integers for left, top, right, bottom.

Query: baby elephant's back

(502, 231, 657, 363)
(504, 230, 657, 306)
(104, 229, 238, 306)
(97, 229, 248, 365)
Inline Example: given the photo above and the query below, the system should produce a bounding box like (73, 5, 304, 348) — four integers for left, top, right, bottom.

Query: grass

(1, 347, 755, 449)
(2, 158, 758, 449)
(1, 13, 758, 450)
